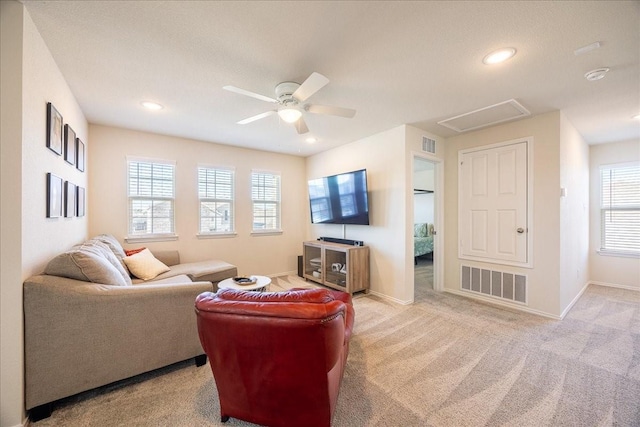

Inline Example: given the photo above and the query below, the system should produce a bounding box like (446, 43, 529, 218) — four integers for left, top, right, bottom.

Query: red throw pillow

(124, 247, 146, 256)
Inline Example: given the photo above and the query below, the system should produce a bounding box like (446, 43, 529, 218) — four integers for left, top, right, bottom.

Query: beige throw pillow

(123, 248, 170, 281)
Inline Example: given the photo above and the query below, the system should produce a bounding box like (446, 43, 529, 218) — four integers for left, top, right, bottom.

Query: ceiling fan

(223, 72, 356, 135)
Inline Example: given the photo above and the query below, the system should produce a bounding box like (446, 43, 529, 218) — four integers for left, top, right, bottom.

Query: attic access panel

(438, 99, 530, 132)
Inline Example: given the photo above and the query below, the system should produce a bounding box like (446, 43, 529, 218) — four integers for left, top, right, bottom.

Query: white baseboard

(268, 270, 298, 278)
(444, 288, 561, 320)
(559, 281, 590, 319)
(589, 281, 640, 292)
(366, 289, 413, 305)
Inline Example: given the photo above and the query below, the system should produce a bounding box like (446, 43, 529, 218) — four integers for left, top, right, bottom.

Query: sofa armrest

(151, 250, 180, 266)
(23, 274, 211, 410)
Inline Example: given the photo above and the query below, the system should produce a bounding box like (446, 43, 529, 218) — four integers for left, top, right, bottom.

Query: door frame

(412, 152, 444, 293)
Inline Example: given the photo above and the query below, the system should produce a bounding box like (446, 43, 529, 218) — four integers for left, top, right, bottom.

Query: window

(127, 159, 175, 237)
(251, 171, 281, 232)
(337, 174, 358, 216)
(198, 166, 235, 235)
(600, 162, 640, 256)
(308, 178, 331, 223)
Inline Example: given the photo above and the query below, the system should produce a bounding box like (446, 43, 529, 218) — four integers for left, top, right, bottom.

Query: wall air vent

(422, 136, 436, 154)
(438, 99, 530, 133)
(461, 265, 527, 304)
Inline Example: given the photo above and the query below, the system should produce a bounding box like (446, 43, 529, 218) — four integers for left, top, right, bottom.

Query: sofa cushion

(150, 259, 237, 284)
(124, 247, 146, 256)
(123, 248, 170, 281)
(81, 240, 133, 286)
(44, 246, 130, 286)
(141, 274, 193, 285)
(93, 234, 127, 268)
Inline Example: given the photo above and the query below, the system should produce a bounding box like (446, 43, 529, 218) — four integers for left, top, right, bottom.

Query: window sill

(125, 234, 178, 244)
(196, 232, 237, 239)
(251, 230, 283, 236)
(597, 250, 640, 259)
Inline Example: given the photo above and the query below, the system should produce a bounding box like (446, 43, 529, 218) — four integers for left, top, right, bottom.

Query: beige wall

(305, 124, 443, 303)
(444, 112, 563, 317)
(88, 125, 306, 276)
(306, 125, 411, 302)
(1, 3, 88, 425)
(22, 8, 89, 277)
(559, 112, 590, 312)
(589, 139, 640, 290)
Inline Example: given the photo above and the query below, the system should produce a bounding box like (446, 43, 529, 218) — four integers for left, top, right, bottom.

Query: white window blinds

(128, 159, 175, 236)
(600, 162, 640, 255)
(251, 171, 281, 231)
(198, 167, 235, 234)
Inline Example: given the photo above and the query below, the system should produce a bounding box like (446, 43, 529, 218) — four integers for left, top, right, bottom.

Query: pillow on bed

(414, 223, 427, 237)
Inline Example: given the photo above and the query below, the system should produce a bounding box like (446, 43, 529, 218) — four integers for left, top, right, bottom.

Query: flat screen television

(308, 169, 370, 225)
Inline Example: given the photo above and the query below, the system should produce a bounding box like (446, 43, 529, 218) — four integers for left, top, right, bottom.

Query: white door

(459, 140, 528, 264)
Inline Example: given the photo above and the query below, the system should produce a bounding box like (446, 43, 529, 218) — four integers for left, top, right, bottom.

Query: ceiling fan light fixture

(482, 47, 517, 65)
(278, 107, 302, 123)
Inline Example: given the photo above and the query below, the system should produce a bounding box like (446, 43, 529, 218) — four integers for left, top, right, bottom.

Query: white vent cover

(438, 99, 530, 132)
(461, 265, 527, 304)
(422, 136, 436, 154)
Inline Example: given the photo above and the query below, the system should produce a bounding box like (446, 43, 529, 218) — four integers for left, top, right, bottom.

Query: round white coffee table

(218, 275, 271, 292)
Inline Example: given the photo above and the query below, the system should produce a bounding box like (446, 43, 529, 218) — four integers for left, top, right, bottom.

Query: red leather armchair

(195, 287, 354, 427)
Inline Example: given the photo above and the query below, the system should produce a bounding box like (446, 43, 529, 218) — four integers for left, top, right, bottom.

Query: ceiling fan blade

(306, 104, 356, 118)
(237, 110, 276, 125)
(295, 116, 309, 134)
(292, 72, 329, 102)
(223, 85, 277, 103)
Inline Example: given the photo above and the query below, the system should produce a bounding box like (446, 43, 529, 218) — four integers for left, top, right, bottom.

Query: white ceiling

(23, 1, 640, 157)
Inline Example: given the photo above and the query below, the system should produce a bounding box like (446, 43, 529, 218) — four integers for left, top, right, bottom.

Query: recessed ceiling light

(482, 47, 516, 65)
(141, 101, 163, 110)
(584, 68, 610, 81)
(305, 137, 317, 143)
(633, 114, 640, 120)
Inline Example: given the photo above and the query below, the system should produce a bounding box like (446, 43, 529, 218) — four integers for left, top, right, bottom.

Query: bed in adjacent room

(414, 223, 434, 264)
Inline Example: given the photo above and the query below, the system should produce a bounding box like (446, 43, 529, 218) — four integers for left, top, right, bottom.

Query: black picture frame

(65, 181, 76, 218)
(77, 186, 85, 217)
(76, 138, 85, 172)
(47, 173, 63, 218)
(46, 103, 63, 155)
(64, 124, 76, 165)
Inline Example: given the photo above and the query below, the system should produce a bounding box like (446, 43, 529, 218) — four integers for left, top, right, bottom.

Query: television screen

(308, 169, 370, 225)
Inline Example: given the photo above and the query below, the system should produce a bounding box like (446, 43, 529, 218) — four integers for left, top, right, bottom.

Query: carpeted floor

(415, 254, 434, 301)
(30, 277, 640, 427)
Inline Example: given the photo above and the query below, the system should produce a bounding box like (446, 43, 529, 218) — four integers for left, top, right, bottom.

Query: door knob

(517, 227, 525, 233)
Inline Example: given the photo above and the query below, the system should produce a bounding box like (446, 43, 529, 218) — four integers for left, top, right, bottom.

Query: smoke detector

(584, 68, 610, 81)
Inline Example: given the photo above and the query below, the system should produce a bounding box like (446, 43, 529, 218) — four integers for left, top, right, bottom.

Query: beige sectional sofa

(23, 235, 237, 420)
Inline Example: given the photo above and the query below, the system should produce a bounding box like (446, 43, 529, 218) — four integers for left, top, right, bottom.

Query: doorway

(413, 156, 438, 300)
